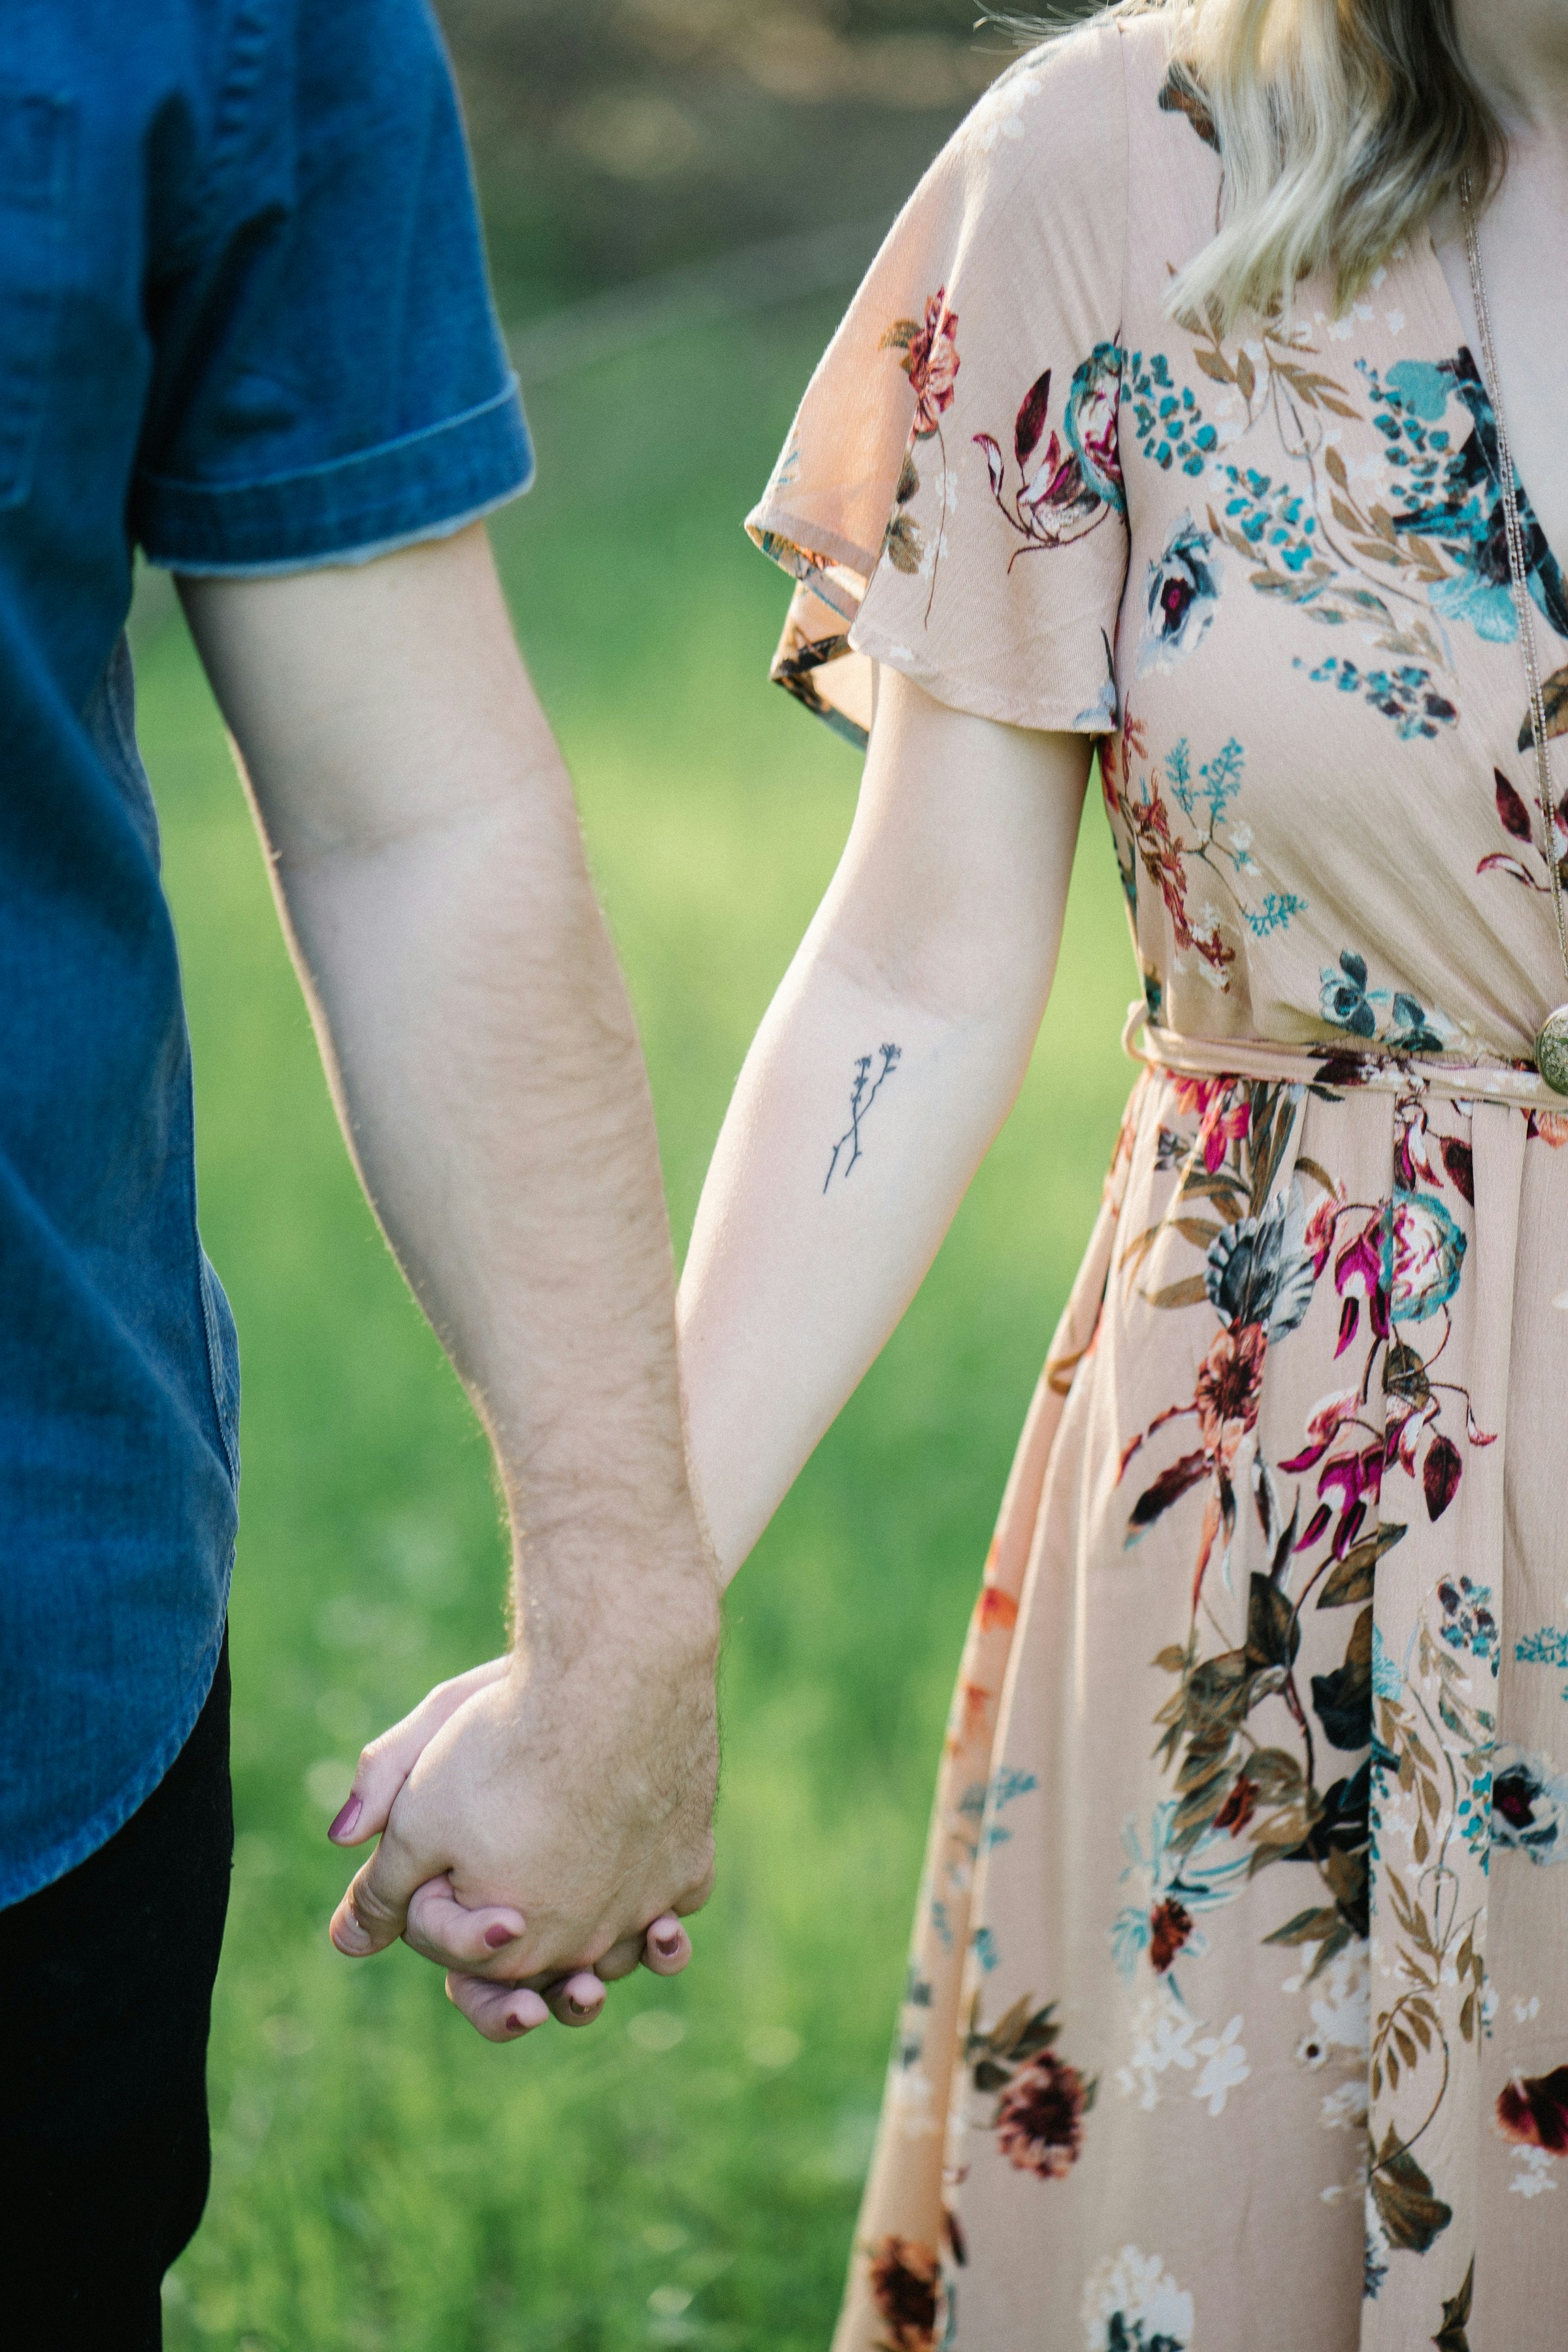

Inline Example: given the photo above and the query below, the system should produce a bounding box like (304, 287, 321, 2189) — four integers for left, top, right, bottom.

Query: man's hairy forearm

(180, 530, 718, 1669)
(280, 794, 703, 1654)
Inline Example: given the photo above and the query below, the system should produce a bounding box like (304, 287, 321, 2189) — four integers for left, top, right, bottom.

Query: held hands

(325, 1600, 719, 2041)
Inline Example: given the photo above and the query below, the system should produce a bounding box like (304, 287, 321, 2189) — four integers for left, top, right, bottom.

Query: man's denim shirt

(0, 0, 532, 1905)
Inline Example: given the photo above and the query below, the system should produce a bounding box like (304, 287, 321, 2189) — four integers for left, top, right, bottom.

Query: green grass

(147, 297, 1137, 2351)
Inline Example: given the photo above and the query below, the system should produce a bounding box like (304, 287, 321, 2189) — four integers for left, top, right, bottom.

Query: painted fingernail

(655, 1931, 681, 1956)
(328, 1797, 362, 1843)
(568, 1994, 599, 2016)
(508, 2011, 532, 2034)
(484, 1923, 513, 1950)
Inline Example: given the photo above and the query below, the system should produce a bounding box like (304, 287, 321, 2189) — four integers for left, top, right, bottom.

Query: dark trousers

(0, 1637, 233, 2348)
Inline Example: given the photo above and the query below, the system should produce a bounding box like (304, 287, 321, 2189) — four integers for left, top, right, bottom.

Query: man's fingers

(641, 1914, 693, 1977)
(445, 1971, 550, 2043)
(404, 1874, 527, 1970)
(328, 1657, 510, 1847)
(329, 1824, 431, 1957)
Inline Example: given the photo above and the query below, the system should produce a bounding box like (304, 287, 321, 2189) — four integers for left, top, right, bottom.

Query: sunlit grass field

(148, 297, 1136, 2351)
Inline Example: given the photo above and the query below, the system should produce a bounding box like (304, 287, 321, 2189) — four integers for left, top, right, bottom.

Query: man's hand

(323, 1620, 717, 2040)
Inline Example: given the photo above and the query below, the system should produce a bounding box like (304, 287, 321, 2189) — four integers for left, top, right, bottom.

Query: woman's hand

(327, 1641, 708, 2040)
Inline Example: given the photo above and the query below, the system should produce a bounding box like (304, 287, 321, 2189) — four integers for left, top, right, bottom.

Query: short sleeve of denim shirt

(129, 0, 531, 575)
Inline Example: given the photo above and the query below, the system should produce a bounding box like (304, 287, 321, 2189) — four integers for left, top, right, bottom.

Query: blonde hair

(1005, 0, 1506, 326)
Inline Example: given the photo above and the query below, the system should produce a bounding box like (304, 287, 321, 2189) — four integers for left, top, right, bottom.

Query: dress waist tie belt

(1122, 1002, 1561, 1113)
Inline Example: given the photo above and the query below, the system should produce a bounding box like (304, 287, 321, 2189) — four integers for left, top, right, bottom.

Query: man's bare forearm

(278, 792, 710, 1658)
(180, 530, 719, 1667)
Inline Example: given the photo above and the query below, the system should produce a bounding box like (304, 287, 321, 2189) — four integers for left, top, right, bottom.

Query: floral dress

(747, 20, 1568, 2352)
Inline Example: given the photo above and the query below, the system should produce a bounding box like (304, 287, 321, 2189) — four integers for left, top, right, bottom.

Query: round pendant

(1537, 1005, 1568, 1097)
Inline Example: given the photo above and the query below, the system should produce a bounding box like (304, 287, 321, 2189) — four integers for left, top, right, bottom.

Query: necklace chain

(1461, 174, 1568, 993)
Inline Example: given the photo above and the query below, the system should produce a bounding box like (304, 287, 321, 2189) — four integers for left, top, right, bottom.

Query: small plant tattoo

(824, 1044, 902, 1192)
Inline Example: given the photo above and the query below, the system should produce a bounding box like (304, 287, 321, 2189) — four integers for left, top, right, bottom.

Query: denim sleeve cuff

(131, 382, 534, 576)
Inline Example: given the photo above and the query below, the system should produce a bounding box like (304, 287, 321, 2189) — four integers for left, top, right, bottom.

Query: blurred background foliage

(146, 4, 1133, 2347)
(438, 0, 1014, 314)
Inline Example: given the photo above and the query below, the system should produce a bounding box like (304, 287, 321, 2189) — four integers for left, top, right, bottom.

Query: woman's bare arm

(678, 668, 1092, 1580)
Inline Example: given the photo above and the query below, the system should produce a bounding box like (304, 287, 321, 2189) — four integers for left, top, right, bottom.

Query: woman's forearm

(679, 939, 1048, 1576)
(678, 673, 1092, 1579)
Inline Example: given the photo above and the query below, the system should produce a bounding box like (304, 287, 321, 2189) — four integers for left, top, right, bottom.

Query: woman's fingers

(433, 1912, 691, 2044)
(328, 1657, 510, 1848)
(574, 1913, 691, 1987)
(386, 1876, 691, 1990)
(445, 1970, 551, 2043)
(403, 1874, 528, 1970)
(520, 1916, 692, 1992)
(641, 1914, 693, 1977)
(542, 1970, 609, 2027)
(442, 1963, 608, 2036)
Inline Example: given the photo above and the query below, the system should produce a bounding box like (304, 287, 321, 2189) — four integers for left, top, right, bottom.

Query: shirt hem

(152, 480, 529, 581)
(0, 1584, 232, 1912)
(132, 383, 533, 574)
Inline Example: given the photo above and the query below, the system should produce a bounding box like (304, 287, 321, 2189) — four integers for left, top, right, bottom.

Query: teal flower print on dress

(1105, 721, 1307, 985)
(1436, 1577, 1499, 1676)
(981, 1765, 1039, 1852)
(1492, 1748, 1568, 1865)
(1137, 515, 1220, 676)
(1456, 1764, 1494, 1865)
(1217, 465, 1320, 573)
(1112, 1802, 1252, 1994)
(1161, 310, 1568, 747)
(1124, 347, 1216, 476)
(1361, 349, 1568, 647)
(1204, 1179, 1318, 1339)
(1296, 653, 1458, 740)
(1516, 1625, 1568, 1701)
(1388, 1192, 1467, 1324)
(1371, 1623, 1403, 1702)
(1382, 359, 1452, 423)
(1064, 343, 1126, 513)
(1319, 951, 1450, 1051)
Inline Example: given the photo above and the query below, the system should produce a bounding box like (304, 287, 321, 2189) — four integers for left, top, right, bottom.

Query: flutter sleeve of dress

(746, 24, 1131, 749)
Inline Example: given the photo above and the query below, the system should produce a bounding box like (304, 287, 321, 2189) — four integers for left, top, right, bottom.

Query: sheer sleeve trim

(747, 24, 1133, 752)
